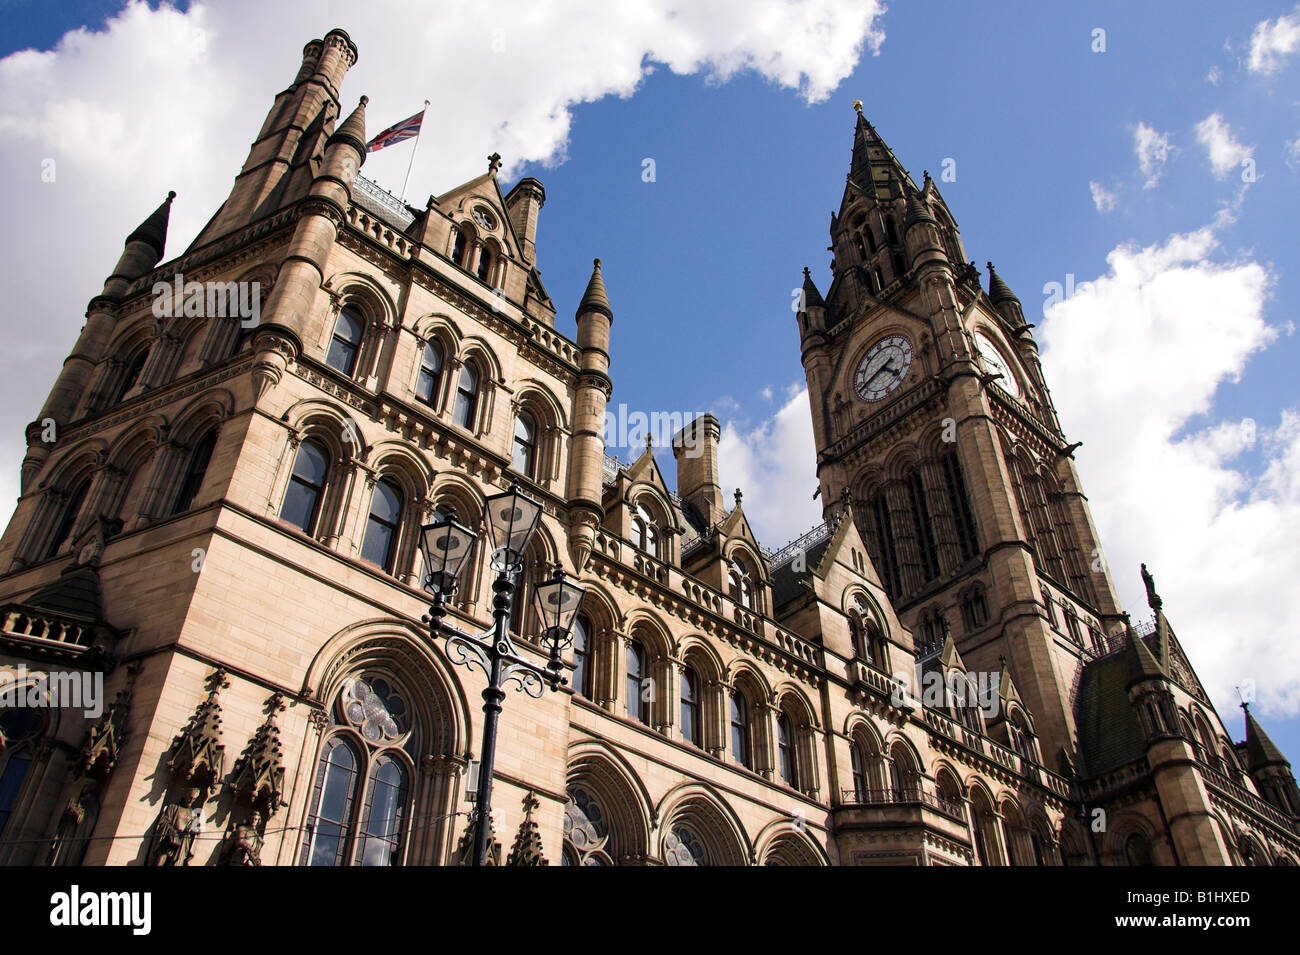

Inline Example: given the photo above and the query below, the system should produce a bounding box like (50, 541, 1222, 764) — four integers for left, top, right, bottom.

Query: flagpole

(399, 100, 430, 205)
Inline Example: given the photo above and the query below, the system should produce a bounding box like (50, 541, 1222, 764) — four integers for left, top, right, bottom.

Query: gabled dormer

(408, 156, 556, 326)
(603, 440, 682, 568)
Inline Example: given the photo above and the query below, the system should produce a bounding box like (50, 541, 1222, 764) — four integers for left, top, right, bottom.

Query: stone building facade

(0, 28, 1296, 866)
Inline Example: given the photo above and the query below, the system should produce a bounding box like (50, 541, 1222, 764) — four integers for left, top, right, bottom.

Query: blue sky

(1, 1, 1297, 757)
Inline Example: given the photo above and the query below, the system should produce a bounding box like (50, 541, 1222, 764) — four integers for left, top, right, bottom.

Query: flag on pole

(366, 107, 426, 153)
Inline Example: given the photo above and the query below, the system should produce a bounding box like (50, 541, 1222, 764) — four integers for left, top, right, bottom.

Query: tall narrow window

(281, 439, 329, 535)
(866, 227, 878, 254)
(361, 479, 403, 573)
(112, 350, 149, 405)
(452, 229, 468, 267)
(633, 503, 658, 557)
(626, 640, 649, 724)
(415, 341, 443, 406)
(777, 713, 797, 788)
(942, 450, 979, 562)
(0, 709, 41, 835)
(868, 491, 901, 598)
(327, 306, 365, 375)
(850, 742, 868, 802)
(171, 430, 216, 516)
(476, 246, 493, 283)
(46, 478, 90, 559)
(303, 737, 360, 867)
(730, 691, 751, 769)
(513, 412, 537, 479)
(906, 470, 940, 582)
(354, 756, 409, 866)
(680, 666, 700, 746)
(452, 364, 478, 430)
(571, 615, 591, 698)
(729, 558, 754, 609)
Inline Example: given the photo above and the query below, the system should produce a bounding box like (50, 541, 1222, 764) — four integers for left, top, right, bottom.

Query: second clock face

(973, 331, 1021, 397)
(854, 334, 914, 402)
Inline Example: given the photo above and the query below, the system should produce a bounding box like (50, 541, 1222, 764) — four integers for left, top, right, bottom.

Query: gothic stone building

(0, 28, 1296, 867)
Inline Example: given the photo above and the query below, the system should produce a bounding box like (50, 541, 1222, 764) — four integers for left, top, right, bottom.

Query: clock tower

(796, 105, 1125, 762)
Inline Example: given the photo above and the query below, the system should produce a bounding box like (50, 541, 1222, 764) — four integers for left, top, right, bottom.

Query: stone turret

(567, 259, 614, 571)
(22, 191, 176, 491)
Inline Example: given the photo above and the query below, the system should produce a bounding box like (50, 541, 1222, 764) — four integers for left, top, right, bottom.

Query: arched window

(777, 713, 797, 788)
(281, 439, 330, 535)
(625, 640, 649, 724)
(327, 306, 366, 376)
(633, 503, 659, 557)
(46, 477, 91, 559)
(664, 825, 707, 866)
(355, 754, 409, 866)
(302, 676, 412, 867)
(1123, 832, 1152, 867)
(476, 245, 493, 283)
(728, 557, 754, 609)
(361, 478, 403, 573)
(111, 350, 149, 406)
(865, 227, 878, 254)
(452, 363, 478, 430)
(0, 708, 42, 835)
(849, 741, 868, 802)
(906, 469, 940, 582)
(960, 585, 990, 631)
(570, 614, 591, 698)
(885, 216, 899, 245)
(680, 666, 700, 747)
(415, 341, 443, 406)
(1008, 710, 1036, 761)
(867, 490, 901, 598)
(171, 429, 217, 516)
(452, 228, 469, 267)
(889, 746, 916, 801)
(513, 412, 537, 479)
(730, 690, 751, 769)
(941, 450, 979, 563)
(853, 234, 867, 261)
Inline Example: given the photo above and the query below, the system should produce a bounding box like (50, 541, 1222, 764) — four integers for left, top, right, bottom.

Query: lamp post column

(472, 571, 513, 867)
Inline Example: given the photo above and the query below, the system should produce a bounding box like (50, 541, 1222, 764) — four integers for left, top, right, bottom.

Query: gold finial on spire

(853, 99, 863, 113)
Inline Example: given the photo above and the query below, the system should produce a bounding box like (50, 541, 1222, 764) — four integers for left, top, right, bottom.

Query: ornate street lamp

(419, 482, 586, 867)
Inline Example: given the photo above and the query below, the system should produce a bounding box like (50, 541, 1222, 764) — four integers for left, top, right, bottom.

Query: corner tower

(796, 105, 1124, 760)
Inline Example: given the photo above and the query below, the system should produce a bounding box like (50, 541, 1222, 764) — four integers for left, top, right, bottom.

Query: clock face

(854, 334, 914, 402)
(974, 331, 1020, 397)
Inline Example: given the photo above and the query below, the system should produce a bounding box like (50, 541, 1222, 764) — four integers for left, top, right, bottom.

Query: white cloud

(1206, 65, 1222, 85)
(1286, 134, 1300, 169)
(0, 0, 886, 526)
(1247, 7, 1300, 74)
(1039, 226, 1300, 719)
(1195, 112, 1253, 179)
(1133, 122, 1172, 188)
(717, 386, 821, 548)
(1089, 180, 1117, 213)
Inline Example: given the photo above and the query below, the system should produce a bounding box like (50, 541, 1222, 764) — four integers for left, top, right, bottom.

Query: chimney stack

(673, 414, 726, 527)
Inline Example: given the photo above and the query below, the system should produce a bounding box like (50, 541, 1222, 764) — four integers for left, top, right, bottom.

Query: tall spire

(125, 191, 176, 261)
(848, 106, 913, 198)
(577, 258, 613, 320)
(800, 266, 825, 309)
(1242, 705, 1290, 770)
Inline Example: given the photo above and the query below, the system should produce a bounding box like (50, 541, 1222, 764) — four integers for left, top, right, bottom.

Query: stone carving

(506, 791, 548, 866)
(146, 785, 205, 867)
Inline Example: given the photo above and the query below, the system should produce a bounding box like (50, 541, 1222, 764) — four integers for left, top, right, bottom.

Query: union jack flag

(366, 108, 425, 153)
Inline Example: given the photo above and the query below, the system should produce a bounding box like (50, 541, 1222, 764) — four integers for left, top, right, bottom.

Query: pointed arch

(566, 740, 654, 864)
(754, 820, 829, 866)
(657, 782, 751, 866)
